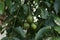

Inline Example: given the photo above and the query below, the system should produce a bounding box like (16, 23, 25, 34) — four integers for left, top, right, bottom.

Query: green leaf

(54, 26, 60, 34)
(35, 26, 51, 40)
(14, 27, 26, 38)
(45, 2, 51, 7)
(54, 16, 60, 26)
(0, 2, 4, 14)
(40, 9, 49, 19)
(54, 0, 60, 14)
(9, 4, 17, 14)
(45, 17, 55, 26)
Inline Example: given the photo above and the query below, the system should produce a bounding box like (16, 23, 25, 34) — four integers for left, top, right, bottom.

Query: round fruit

(31, 23, 37, 30)
(23, 23, 30, 29)
(27, 15, 33, 23)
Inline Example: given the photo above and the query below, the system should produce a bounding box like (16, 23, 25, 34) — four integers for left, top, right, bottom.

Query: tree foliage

(0, 0, 60, 40)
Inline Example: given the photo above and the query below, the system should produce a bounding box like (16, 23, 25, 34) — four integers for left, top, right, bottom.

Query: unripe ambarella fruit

(27, 15, 33, 23)
(31, 23, 37, 30)
(23, 23, 30, 29)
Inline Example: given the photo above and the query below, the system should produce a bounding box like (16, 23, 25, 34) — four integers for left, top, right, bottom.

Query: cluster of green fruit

(23, 15, 37, 30)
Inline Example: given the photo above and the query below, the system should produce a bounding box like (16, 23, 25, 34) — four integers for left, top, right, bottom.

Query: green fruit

(23, 23, 30, 29)
(27, 15, 33, 23)
(31, 23, 37, 30)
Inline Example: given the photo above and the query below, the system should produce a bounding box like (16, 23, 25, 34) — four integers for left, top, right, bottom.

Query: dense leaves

(14, 27, 26, 38)
(35, 26, 51, 40)
(54, 26, 60, 34)
(0, 0, 60, 40)
(54, 16, 60, 26)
